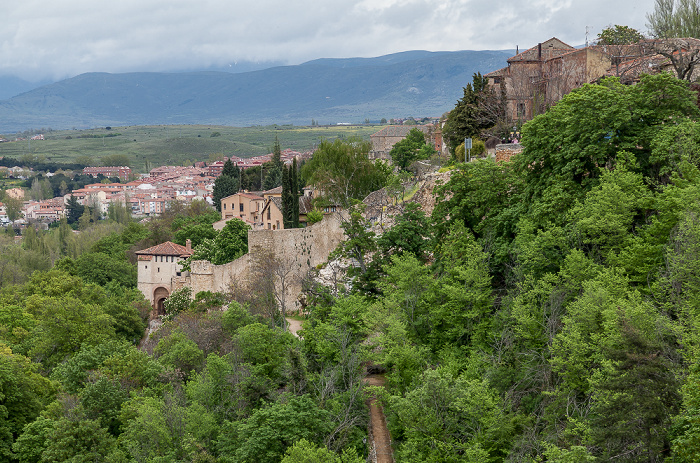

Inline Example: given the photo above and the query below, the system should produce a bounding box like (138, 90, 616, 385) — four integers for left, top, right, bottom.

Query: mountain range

(0, 50, 512, 133)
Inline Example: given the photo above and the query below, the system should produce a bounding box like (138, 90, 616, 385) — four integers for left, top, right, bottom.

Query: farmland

(0, 124, 381, 172)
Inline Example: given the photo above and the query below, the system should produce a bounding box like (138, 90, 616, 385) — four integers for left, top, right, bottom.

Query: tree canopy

(301, 138, 390, 207)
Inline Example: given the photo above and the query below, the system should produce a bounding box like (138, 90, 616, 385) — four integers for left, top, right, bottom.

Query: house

(261, 197, 284, 230)
(220, 192, 266, 228)
(369, 125, 435, 160)
(4, 188, 25, 200)
(135, 240, 193, 314)
(485, 37, 700, 124)
(485, 38, 611, 121)
(83, 166, 132, 182)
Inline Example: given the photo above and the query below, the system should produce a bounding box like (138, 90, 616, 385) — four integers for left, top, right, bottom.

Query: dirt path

(364, 374, 394, 463)
(285, 318, 392, 461)
(285, 317, 303, 337)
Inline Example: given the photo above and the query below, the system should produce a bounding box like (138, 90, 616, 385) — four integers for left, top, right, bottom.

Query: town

(6, 12, 700, 462)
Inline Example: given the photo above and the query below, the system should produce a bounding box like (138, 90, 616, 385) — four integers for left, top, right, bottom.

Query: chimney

(538, 43, 542, 60)
(186, 239, 192, 252)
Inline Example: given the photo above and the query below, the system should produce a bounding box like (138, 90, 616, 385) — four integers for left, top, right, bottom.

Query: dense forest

(3, 73, 700, 463)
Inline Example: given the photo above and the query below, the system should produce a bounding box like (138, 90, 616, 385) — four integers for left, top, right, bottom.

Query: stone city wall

(188, 214, 345, 311)
(495, 143, 523, 163)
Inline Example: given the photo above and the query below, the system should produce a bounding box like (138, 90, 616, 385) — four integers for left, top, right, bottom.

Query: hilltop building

(485, 37, 700, 124)
(485, 38, 610, 122)
(369, 125, 438, 160)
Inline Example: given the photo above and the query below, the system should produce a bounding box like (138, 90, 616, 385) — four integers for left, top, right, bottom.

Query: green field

(0, 124, 382, 172)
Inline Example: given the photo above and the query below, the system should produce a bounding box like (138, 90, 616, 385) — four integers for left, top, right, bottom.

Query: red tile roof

(135, 241, 193, 257)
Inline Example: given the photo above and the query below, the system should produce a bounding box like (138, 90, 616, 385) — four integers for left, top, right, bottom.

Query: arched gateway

(135, 240, 193, 314)
(153, 287, 170, 315)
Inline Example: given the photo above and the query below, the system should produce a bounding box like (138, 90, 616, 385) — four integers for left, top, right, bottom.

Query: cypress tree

(282, 164, 292, 228)
(292, 159, 299, 228)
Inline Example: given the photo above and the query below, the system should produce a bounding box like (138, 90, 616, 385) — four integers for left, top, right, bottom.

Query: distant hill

(0, 76, 54, 101)
(0, 50, 512, 133)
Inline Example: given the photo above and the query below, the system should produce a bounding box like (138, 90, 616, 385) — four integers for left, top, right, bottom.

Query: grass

(0, 124, 382, 172)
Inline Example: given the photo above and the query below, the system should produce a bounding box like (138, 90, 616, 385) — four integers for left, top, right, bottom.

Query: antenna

(585, 26, 589, 47)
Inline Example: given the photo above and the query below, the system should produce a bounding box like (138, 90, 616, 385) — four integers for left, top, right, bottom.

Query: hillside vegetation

(4, 74, 700, 462)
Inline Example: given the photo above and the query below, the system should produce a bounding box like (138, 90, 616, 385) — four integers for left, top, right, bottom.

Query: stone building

(369, 125, 435, 160)
(485, 38, 610, 122)
(137, 214, 346, 314)
(135, 240, 193, 314)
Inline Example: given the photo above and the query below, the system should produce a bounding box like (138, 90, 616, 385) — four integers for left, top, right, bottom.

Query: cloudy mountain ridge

(0, 50, 512, 132)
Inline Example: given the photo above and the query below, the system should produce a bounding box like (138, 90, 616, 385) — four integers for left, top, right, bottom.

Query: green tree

(282, 439, 364, 463)
(221, 158, 239, 179)
(590, 316, 680, 462)
(389, 128, 432, 170)
(647, 0, 700, 38)
(331, 205, 376, 277)
(56, 251, 138, 288)
(41, 417, 119, 463)
(154, 329, 205, 376)
(597, 24, 645, 44)
(302, 139, 390, 207)
(101, 153, 131, 167)
(2, 194, 23, 224)
(263, 165, 282, 190)
(0, 345, 55, 461)
(282, 160, 300, 229)
(65, 195, 85, 225)
(218, 395, 332, 463)
(443, 72, 504, 155)
(515, 74, 699, 230)
(213, 175, 239, 213)
(387, 367, 507, 462)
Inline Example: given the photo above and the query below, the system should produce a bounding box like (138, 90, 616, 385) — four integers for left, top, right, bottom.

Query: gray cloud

(2, 0, 656, 81)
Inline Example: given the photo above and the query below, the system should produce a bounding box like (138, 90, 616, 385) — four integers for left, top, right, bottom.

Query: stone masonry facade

(186, 214, 345, 311)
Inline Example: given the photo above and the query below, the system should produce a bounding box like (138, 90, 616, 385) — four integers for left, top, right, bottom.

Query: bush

(163, 287, 192, 317)
(307, 209, 323, 225)
(454, 139, 486, 162)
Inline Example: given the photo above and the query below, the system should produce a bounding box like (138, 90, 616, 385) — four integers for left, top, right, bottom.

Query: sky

(3, 0, 656, 82)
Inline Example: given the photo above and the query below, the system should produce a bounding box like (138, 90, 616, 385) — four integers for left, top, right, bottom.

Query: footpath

(285, 318, 394, 462)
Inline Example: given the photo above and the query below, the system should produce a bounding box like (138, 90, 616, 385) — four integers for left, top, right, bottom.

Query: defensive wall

(187, 214, 345, 311)
(495, 143, 523, 163)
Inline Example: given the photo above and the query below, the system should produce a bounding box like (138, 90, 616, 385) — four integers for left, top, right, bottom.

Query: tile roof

(299, 196, 313, 214)
(135, 241, 193, 257)
(238, 192, 265, 200)
(262, 186, 282, 196)
(507, 37, 574, 62)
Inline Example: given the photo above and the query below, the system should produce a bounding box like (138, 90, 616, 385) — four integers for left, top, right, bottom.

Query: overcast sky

(3, 0, 656, 82)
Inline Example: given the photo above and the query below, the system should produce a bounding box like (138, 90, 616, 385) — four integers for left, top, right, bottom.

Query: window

(493, 76, 502, 84)
(240, 203, 244, 212)
(157, 267, 160, 272)
(268, 223, 271, 229)
(517, 103, 526, 117)
(267, 208, 271, 220)
(223, 203, 227, 210)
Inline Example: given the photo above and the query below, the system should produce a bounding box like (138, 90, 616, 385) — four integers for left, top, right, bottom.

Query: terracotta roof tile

(135, 241, 193, 257)
(299, 196, 313, 214)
